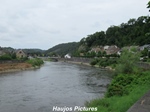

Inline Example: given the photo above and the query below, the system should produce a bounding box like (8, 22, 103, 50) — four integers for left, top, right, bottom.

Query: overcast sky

(0, 0, 149, 50)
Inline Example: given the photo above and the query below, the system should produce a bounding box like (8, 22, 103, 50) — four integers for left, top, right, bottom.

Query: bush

(115, 49, 141, 74)
(26, 58, 44, 67)
(90, 58, 99, 65)
(90, 58, 117, 67)
(0, 54, 12, 60)
(106, 74, 136, 97)
(105, 71, 150, 98)
(85, 84, 150, 112)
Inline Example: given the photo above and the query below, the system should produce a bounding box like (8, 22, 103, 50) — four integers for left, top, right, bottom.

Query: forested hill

(45, 16, 150, 57)
(22, 49, 45, 55)
(79, 16, 150, 48)
(45, 42, 79, 56)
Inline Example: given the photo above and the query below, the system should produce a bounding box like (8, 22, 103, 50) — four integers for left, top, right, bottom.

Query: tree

(115, 48, 140, 74)
(128, 18, 136, 25)
(97, 51, 102, 57)
(147, 1, 150, 12)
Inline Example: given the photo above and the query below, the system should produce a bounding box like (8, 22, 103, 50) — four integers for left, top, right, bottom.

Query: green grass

(85, 85, 149, 112)
(84, 71, 150, 112)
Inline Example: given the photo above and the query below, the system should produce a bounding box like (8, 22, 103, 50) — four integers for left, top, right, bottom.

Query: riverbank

(84, 70, 150, 112)
(0, 62, 40, 74)
(63, 60, 114, 71)
(79, 50, 150, 112)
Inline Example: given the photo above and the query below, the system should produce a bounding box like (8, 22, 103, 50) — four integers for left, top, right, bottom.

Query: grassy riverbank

(83, 49, 150, 112)
(85, 71, 150, 112)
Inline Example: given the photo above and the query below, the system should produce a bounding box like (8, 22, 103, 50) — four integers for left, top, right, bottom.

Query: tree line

(79, 16, 150, 49)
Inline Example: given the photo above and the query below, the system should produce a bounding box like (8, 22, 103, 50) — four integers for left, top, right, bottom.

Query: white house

(104, 45, 109, 50)
(64, 54, 71, 59)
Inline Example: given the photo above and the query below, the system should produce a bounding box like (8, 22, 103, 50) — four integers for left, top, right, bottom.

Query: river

(0, 62, 112, 112)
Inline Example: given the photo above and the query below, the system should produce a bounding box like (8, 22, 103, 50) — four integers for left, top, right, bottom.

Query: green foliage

(115, 49, 141, 74)
(106, 71, 150, 97)
(90, 58, 99, 65)
(23, 48, 45, 57)
(84, 31, 106, 47)
(96, 51, 102, 57)
(11, 53, 16, 59)
(26, 58, 44, 67)
(84, 51, 96, 58)
(47, 52, 57, 57)
(90, 58, 117, 67)
(0, 54, 12, 60)
(85, 71, 150, 112)
(141, 48, 149, 57)
(79, 15, 150, 50)
(85, 85, 149, 112)
(106, 74, 135, 97)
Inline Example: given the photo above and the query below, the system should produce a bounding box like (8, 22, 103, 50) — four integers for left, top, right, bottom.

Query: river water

(0, 62, 112, 112)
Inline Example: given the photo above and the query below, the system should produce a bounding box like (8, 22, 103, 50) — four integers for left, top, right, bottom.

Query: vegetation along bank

(83, 48, 150, 112)
(0, 52, 44, 73)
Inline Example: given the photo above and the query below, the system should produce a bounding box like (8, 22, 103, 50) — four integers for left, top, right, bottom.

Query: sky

(0, 0, 149, 50)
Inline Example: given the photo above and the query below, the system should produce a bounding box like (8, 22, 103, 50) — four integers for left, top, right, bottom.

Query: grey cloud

(0, 0, 149, 49)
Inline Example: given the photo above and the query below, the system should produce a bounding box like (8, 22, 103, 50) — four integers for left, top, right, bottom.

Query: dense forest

(79, 15, 150, 49)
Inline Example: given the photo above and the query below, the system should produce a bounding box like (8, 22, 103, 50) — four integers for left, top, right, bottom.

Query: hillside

(78, 16, 150, 53)
(22, 49, 45, 55)
(45, 42, 79, 57)
(45, 16, 150, 57)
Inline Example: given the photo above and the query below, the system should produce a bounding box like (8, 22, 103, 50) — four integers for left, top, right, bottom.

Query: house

(105, 45, 120, 55)
(104, 45, 109, 50)
(91, 46, 104, 53)
(16, 50, 27, 58)
(80, 53, 84, 56)
(64, 54, 71, 59)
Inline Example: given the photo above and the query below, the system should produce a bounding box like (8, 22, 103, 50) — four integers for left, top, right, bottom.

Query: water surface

(0, 62, 112, 112)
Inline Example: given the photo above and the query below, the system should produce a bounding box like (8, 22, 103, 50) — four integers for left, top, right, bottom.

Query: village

(0, 44, 150, 61)
(65, 44, 150, 60)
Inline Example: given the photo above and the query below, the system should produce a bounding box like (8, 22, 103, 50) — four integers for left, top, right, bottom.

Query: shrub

(106, 74, 136, 97)
(0, 54, 12, 60)
(105, 71, 150, 98)
(26, 58, 44, 67)
(115, 49, 140, 74)
(90, 58, 99, 65)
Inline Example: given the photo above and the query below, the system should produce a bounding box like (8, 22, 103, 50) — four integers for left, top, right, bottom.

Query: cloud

(0, 0, 149, 49)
